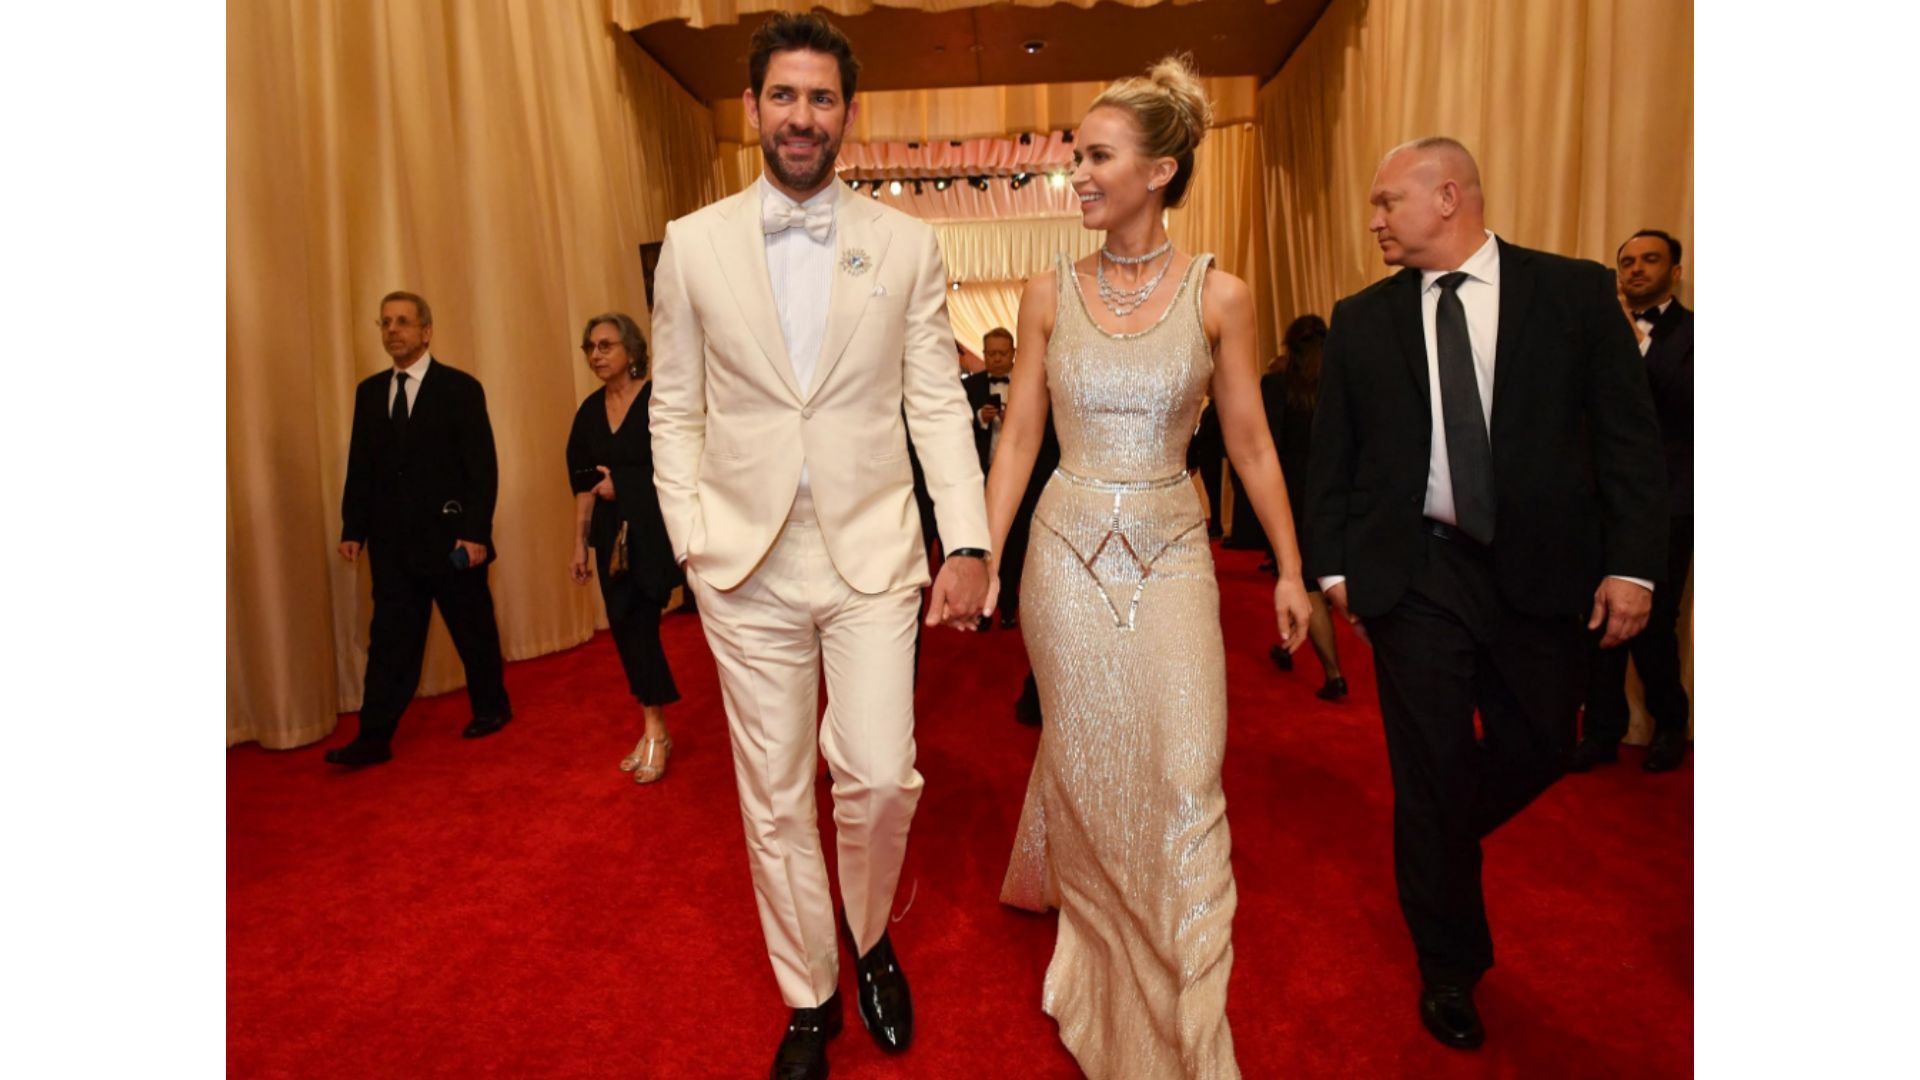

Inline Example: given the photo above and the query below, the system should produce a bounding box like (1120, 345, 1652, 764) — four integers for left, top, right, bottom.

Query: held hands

(590, 465, 616, 501)
(569, 543, 592, 585)
(338, 540, 361, 562)
(1274, 576, 1313, 653)
(926, 554, 991, 629)
(1589, 577, 1652, 648)
(1325, 581, 1369, 644)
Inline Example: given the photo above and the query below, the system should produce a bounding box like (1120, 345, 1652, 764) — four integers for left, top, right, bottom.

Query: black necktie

(391, 371, 410, 443)
(1435, 271, 1495, 544)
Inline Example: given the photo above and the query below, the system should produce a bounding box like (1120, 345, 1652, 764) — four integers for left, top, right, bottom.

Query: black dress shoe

(852, 931, 913, 1053)
(771, 992, 842, 1080)
(1268, 644, 1294, 672)
(1419, 984, 1485, 1050)
(1315, 676, 1349, 702)
(462, 713, 511, 739)
(1643, 731, 1688, 773)
(324, 739, 392, 767)
(1567, 737, 1619, 773)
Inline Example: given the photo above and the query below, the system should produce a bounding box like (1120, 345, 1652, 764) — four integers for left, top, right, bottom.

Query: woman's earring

(628, 362, 643, 379)
(1146, 182, 1157, 192)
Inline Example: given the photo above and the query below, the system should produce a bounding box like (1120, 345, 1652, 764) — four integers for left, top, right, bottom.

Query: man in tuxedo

(1574, 229, 1694, 774)
(964, 327, 1016, 476)
(330, 291, 512, 766)
(1306, 138, 1666, 1049)
(648, 14, 990, 1079)
(965, 327, 1057, 630)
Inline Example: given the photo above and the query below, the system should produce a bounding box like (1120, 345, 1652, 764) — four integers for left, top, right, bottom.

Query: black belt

(1424, 518, 1490, 550)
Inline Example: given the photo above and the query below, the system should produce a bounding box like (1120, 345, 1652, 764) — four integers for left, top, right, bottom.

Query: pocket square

(871, 284, 888, 297)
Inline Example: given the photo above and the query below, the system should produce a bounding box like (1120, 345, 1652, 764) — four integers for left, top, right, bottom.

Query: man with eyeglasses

(329, 290, 512, 766)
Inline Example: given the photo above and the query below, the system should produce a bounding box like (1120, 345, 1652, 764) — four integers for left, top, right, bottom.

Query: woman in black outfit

(1263, 314, 1347, 700)
(567, 313, 684, 782)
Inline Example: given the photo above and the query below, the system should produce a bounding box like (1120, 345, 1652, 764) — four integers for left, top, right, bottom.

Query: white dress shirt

(387, 353, 432, 414)
(1633, 298, 1671, 357)
(1320, 233, 1650, 594)
(762, 177, 837, 494)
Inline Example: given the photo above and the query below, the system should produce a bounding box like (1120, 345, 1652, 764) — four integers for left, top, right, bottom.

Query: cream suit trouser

(686, 491, 925, 1008)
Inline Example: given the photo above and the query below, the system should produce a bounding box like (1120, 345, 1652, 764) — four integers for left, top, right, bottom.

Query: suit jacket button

(802, 407, 815, 419)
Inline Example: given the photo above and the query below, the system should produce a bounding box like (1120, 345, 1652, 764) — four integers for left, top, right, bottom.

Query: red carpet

(228, 545, 1692, 1077)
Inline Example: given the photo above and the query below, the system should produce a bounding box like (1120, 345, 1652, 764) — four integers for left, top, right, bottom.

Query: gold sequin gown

(1002, 253, 1239, 1078)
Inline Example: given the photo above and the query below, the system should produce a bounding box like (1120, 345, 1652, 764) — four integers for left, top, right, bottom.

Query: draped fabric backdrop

(1254, 0, 1694, 736)
(228, 0, 721, 748)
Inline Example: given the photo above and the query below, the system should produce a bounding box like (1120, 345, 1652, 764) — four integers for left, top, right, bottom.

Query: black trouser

(598, 570, 680, 707)
(1585, 514, 1693, 743)
(1365, 528, 1587, 987)
(356, 548, 511, 744)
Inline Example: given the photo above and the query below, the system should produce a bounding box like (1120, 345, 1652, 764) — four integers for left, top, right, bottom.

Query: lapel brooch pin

(840, 248, 871, 277)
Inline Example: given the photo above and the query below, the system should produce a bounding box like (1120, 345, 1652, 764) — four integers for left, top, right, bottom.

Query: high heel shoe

(629, 734, 672, 784)
(1315, 676, 1349, 702)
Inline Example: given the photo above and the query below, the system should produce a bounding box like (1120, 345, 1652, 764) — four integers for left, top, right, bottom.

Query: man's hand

(1589, 577, 1652, 648)
(926, 555, 990, 629)
(1326, 580, 1368, 644)
(454, 540, 489, 568)
(338, 540, 361, 562)
(978, 404, 1001, 426)
(590, 465, 616, 501)
(1274, 577, 1312, 653)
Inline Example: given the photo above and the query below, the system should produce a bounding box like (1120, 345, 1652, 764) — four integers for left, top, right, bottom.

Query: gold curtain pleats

(228, 0, 722, 748)
(609, 0, 1245, 35)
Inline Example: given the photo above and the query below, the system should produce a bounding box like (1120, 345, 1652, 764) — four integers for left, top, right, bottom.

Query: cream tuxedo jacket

(649, 183, 989, 594)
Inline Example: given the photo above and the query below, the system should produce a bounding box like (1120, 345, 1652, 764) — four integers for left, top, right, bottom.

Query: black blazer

(1642, 300, 1693, 515)
(566, 382, 683, 608)
(1306, 239, 1667, 619)
(960, 371, 1005, 473)
(341, 359, 499, 576)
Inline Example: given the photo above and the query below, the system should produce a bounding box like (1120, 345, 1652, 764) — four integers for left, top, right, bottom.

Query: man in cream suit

(649, 14, 990, 1080)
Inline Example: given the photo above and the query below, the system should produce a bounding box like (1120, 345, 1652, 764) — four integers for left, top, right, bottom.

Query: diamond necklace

(1096, 245, 1176, 318)
(1100, 239, 1172, 265)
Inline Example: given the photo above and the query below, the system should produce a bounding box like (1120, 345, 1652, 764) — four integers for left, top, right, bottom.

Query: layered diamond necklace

(1096, 239, 1175, 319)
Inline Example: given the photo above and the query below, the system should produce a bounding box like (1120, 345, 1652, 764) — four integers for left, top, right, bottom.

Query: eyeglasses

(582, 340, 625, 355)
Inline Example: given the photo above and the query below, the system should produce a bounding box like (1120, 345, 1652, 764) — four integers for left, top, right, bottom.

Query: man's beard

(761, 127, 839, 192)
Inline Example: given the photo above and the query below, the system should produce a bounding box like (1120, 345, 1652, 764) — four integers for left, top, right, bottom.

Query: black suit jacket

(961, 371, 1007, 473)
(341, 359, 500, 576)
(1642, 300, 1693, 514)
(1306, 239, 1667, 619)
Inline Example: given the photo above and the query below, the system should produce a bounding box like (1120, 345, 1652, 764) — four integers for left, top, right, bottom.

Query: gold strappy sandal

(627, 734, 673, 784)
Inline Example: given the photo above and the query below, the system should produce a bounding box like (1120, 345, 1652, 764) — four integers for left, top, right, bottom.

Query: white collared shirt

(1634, 298, 1671, 357)
(1418, 230, 1501, 529)
(387, 352, 433, 414)
(761, 176, 836, 396)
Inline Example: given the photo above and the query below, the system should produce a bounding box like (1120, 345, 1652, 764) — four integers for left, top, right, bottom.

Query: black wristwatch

(947, 547, 990, 560)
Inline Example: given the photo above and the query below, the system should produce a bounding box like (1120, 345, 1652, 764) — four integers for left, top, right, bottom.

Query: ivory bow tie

(762, 200, 834, 242)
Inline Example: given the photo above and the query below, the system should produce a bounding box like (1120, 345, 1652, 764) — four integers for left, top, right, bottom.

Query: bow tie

(1634, 308, 1662, 324)
(762, 199, 833, 242)
(988, 375, 1010, 384)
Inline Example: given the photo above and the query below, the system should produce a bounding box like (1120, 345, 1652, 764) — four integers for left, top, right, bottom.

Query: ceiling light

(889, 180, 903, 196)
(848, 180, 862, 191)
(1049, 172, 1067, 188)
(1023, 40, 1045, 54)
(934, 178, 952, 192)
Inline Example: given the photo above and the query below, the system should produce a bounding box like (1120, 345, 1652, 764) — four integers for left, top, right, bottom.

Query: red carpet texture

(228, 545, 1692, 1077)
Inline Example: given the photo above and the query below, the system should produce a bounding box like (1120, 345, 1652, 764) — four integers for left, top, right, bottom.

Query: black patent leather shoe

(1419, 983, 1485, 1050)
(853, 931, 913, 1053)
(1567, 737, 1620, 773)
(1315, 676, 1349, 702)
(771, 992, 842, 1080)
(1643, 731, 1688, 773)
(462, 713, 512, 739)
(324, 739, 392, 767)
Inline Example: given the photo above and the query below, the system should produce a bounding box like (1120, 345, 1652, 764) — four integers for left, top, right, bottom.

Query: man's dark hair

(1618, 228, 1682, 264)
(983, 327, 1015, 348)
(748, 12, 860, 101)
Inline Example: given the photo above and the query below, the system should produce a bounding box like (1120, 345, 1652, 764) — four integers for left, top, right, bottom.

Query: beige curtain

(612, 0, 1259, 34)
(948, 283, 1028, 357)
(1168, 122, 1275, 366)
(229, 0, 723, 749)
(712, 76, 1259, 145)
(1255, 0, 1693, 738)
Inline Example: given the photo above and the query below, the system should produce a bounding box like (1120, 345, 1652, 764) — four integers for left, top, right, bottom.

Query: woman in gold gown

(985, 57, 1313, 1079)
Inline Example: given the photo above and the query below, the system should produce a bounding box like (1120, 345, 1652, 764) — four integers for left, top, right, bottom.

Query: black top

(1305, 239, 1668, 619)
(341, 358, 499, 575)
(565, 382, 682, 607)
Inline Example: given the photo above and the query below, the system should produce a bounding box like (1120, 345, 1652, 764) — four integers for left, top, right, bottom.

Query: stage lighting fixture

(1049, 172, 1067, 188)
(871, 184, 882, 199)
(969, 176, 989, 191)
(889, 180, 904, 196)
(934, 178, 952, 192)
(848, 180, 862, 191)
(1023, 40, 1045, 55)
(1019, 132, 1033, 145)
(912, 180, 925, 195)
(950, 280, 962, 291)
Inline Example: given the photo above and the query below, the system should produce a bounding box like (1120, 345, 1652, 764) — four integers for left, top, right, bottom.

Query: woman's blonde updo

(1088, 53, 1213, 208)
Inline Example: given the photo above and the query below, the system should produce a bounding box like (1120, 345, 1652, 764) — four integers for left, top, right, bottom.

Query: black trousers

(357, 548, 511, 745)
(597, 569, 680, 707)
(1585, 514, 1693, 743)
(1364, 529, 1587, 987)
